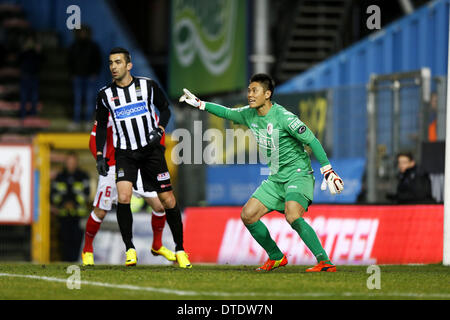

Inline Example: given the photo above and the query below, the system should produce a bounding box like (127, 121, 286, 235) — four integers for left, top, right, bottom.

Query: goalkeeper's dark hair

(109, 47, 131, 63)
(397, 151, 414, 161)
(250, 73, 275, 98)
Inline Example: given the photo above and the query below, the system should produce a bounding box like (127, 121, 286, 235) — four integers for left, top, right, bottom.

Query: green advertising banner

(169, 0, 248, 98)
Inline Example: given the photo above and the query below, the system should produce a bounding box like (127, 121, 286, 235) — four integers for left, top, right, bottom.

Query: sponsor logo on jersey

(251, 130, 276, 150)
(114, 101, 148, 119)
(288, 118, 301, 131)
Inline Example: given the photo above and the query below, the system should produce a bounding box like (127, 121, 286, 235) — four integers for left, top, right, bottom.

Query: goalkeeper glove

(179, 88, 205, 110)
(96, 155, 109, 177)
(320, 164, 344, 195)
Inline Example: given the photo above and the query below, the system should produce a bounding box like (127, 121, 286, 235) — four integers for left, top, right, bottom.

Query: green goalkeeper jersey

(205, 102, 330, 183)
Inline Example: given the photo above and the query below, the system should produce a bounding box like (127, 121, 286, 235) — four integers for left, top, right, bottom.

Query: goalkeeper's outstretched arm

(204, 102, 247, 125)
(179, 88, 246, 125)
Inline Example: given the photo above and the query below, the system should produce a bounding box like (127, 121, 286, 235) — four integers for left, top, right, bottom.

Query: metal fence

(366, 69, 444, 203)
(331, 84, 367, 159)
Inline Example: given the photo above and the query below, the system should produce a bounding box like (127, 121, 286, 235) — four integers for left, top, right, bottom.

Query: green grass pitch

(0, 263, 449, 300)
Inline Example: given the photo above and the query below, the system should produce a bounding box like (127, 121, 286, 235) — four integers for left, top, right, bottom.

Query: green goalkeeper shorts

(251, 173, 315, 213)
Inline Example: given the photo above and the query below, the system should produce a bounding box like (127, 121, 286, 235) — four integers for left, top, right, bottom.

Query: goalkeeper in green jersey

(179, 73, 343, 272)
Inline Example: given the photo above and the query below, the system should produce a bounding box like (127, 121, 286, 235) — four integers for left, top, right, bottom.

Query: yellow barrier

(32, 133, 90, 263)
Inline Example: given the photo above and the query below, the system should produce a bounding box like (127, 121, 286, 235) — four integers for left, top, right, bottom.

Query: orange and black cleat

(256, 254, 288, 271)
(305, 260, 337, 272)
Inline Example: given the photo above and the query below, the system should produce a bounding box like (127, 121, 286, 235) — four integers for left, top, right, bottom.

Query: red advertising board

(183, 205, 443, 265)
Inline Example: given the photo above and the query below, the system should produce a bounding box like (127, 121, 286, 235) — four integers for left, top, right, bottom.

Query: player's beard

(112, 70, 129, 84)
(112, 72, 124, 82)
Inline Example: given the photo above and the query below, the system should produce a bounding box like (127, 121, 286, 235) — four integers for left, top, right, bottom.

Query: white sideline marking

(1, 273, 450, 298)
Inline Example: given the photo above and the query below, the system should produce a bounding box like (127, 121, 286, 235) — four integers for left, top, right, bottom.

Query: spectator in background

(51, 152, 90, 262)
(19, 31, 42, 120)
(67, 25, 101, 129)
(0, 27, 7, 66)
(386, 152, 434, 204)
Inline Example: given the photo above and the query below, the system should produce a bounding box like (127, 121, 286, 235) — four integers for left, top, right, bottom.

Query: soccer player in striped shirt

(95, 47, 191, 268)
(180, 74, 343, 272)
(82, 116, 176, 266)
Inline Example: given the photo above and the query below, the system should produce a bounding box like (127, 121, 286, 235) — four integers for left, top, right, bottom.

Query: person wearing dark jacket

(387, 152, 434, 204)
(67, 25, 101, 127)
(51, 152, 90, 262)
(19, 32, 42, 119)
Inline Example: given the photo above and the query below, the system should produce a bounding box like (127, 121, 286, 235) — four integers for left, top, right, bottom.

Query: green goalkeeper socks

(245, 220, 284, 261)
(245, 218, 331, 264)
(291, 217, 332, 264)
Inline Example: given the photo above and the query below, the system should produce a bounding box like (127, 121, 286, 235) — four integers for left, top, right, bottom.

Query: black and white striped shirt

(95, 76, 170, 151)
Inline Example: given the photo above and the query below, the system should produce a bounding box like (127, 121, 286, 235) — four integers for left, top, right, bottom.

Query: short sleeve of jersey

(282, 111, 316, 145)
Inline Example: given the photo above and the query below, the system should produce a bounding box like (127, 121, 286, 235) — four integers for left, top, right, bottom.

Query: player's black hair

(109, 47, 131, 63)
(250, 73, 275, 98)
